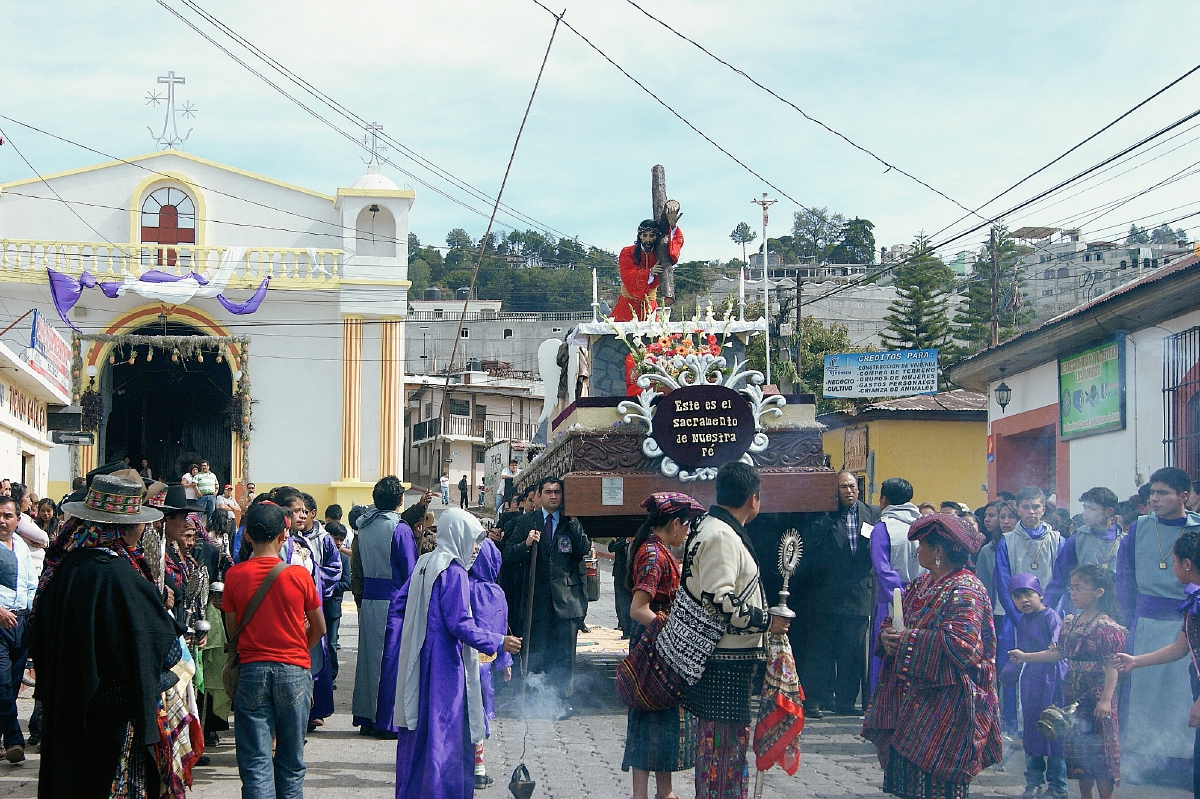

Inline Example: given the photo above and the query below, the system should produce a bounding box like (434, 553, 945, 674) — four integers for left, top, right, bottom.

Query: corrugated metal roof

(862, 389, 987, 413)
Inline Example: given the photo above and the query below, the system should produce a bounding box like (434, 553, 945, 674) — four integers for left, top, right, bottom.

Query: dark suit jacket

(799, 499, 879, 616)
(502, 508, 589, 629)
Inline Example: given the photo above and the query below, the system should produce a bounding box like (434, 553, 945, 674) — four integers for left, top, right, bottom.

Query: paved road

(0, 555, 1190, 798)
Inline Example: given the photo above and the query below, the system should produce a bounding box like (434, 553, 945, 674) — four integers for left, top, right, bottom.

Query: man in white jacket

(681, 461, 790, 799)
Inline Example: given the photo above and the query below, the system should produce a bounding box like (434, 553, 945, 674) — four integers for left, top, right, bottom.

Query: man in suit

(502, 476, 589, 715)
(796, 470, 878, 717)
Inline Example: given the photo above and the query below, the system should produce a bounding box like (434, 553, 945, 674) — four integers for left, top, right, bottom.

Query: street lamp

(995, 367, 1012, 413)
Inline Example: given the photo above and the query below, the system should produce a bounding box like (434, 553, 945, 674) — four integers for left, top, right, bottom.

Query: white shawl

(393, 509, 488, 742)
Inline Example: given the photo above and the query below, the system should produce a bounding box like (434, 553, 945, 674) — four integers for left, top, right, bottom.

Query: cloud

(3, 0, 1200, 263)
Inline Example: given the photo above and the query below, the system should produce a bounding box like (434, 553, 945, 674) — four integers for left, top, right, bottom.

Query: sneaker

(1046, 789, 1067, 799)
(5, 745, 23, 764)
(1021, 786, 1042, 799)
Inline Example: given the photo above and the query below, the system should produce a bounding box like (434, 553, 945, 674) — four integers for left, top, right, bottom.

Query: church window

(140, 187, 196, 245)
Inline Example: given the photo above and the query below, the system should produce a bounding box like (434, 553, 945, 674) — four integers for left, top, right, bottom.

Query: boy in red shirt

(224, 501, 325, 798)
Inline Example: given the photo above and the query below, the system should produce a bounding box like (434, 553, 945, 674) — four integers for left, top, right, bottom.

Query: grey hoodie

(875, 502, 925, 602)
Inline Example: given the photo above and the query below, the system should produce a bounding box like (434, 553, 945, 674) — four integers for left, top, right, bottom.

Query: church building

(0, 149, 413, 508)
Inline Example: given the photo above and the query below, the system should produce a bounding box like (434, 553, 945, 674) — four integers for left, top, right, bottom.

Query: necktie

(544, 513, 555, 550)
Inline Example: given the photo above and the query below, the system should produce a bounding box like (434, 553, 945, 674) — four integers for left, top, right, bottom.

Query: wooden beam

(563, 469, 838, 517)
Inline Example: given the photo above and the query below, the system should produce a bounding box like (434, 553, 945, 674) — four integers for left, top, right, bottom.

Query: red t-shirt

(224, 556, 320, 668)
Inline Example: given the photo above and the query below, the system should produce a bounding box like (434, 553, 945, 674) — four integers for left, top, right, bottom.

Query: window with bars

(1163, 327, 1200, 477)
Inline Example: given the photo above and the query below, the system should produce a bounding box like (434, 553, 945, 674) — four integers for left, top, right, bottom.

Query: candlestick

(592, 267, 600, 321)
(892, 587, 904, 631)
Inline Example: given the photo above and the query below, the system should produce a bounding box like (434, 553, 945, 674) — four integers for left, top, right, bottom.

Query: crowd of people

(10, 454, 1200, 799)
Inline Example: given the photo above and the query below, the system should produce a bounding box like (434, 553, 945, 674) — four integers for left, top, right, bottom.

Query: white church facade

(0, 149, 413, 508)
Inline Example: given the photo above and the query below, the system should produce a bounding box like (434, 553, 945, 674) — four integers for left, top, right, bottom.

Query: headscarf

(907, 512, 985, 556)
(394, 509, 488, 742)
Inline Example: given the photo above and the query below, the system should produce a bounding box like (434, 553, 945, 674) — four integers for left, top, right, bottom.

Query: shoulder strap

(229, 561, 287, 642)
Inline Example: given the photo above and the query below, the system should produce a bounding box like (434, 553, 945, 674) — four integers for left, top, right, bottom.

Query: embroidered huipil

(863, 568, 1002, 784)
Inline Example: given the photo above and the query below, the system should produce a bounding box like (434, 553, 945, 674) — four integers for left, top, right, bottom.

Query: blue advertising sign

(822, 349, 939, 398)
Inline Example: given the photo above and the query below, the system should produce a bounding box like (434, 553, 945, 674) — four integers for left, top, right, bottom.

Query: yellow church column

(341, 317, 364, 482)
(379, 318, 402, 479)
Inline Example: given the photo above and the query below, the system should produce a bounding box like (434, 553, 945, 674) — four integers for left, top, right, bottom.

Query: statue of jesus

(611, 208, 683, 321)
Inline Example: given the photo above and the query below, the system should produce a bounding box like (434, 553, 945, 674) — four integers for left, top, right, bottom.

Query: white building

(946, 250, 1200, 510)
(0, 150, 413, 509)
(404, 372, 541, 496)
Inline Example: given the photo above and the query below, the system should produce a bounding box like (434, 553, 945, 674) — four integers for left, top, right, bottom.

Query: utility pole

(989, 226, 1000, 347)
(752, 193, 777, 384)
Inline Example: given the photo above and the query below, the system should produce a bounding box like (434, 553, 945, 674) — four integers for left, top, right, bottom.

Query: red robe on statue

(610, 227, 684, 321)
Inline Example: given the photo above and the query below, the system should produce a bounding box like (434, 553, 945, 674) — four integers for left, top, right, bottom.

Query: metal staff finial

(770, 527, 802, 619)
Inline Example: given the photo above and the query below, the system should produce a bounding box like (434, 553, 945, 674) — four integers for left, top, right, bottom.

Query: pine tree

(880, 235, 955, 351)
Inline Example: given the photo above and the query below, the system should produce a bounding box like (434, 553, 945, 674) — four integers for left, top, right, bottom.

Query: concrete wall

(407, 315, 589, 376)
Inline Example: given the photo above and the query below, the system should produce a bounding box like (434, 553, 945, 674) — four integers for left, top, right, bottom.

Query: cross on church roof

(361, 122, 387, 172)
(146, 71, 197, 150)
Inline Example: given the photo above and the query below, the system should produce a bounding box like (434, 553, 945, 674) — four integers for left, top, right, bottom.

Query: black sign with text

(651, 384, 754, 469)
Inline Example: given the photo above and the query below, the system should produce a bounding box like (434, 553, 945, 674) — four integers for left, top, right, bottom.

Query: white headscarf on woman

(394, 508, 488, 742)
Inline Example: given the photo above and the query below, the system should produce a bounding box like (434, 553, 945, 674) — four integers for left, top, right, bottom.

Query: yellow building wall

(822, 418, 988, 510)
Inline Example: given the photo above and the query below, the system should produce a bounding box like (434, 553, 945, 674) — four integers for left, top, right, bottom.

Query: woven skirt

(683, 659, 758, 725)
(883, 749, 970, 799)
(622, 705, 695, 773)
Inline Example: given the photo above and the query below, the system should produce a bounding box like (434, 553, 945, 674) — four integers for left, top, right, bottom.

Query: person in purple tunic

(1044, 487, 1123, 614)
(1003, 574, 1066, 799)
(352, 477, 418, 737)
(468, 538, 513, 790)
(394, 509, 522, 799)
(868, 477, 923, 694)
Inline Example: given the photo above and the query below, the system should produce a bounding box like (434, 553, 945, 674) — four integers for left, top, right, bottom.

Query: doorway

(101, 322, 234, 487)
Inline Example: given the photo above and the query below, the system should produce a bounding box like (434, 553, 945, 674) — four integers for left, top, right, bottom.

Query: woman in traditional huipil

(864, 514, 1001, 799)
(621, 492, 705, 799)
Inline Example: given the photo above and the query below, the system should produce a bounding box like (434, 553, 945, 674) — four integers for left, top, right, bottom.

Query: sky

(3, 0, 1200, 263)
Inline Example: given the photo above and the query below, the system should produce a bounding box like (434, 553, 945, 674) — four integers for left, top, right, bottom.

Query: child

(1010, 564, 1126, 799)
(468, 537, 512, 789)
(1114, 528, 1200, 798)
(1003, 575, 1067, 799)
(200, 580, 231, 746)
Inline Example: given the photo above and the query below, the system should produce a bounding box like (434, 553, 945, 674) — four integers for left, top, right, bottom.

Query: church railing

(0, 240, 344, 287)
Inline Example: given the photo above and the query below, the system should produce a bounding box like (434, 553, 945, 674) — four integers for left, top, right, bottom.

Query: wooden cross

(651, 165, 674, 305)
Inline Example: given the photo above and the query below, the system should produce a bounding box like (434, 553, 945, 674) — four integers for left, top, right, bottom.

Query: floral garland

(80, 388, 103, 433)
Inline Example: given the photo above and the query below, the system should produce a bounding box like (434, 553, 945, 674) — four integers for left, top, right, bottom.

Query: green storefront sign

(1058, 338, 1125, 440)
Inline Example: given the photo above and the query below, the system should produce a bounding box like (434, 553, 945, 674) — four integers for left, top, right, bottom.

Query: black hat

(158, 484, 205, 514)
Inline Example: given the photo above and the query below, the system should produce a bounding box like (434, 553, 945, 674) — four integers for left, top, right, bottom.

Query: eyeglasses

(1068, 584, 1098, 594)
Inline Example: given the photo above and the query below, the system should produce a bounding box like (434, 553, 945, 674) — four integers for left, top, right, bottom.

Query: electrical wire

(619, 0, 979, 219)
(174, 0, 580, 245)
(527, 0, 811, 212)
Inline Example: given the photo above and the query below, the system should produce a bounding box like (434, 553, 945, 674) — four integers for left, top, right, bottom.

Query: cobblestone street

(0, 557, 1189, 798)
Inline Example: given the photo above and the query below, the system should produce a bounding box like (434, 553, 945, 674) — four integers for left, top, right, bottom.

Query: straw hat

(61, 474, 164, 524)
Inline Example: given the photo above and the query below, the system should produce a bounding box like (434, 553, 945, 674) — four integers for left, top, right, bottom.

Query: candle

(592, 267, 599, 320)
(739, 268, 746, 320)
(892, 587, 904, 631)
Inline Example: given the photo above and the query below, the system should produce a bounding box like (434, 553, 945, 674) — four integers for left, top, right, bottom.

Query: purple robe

(469, 539, 513, 734)
(283, 536, 335, 721)
(352, 510, 418, 732)
(395, 563, 503, 799)
(1009, 607, 1064, 757)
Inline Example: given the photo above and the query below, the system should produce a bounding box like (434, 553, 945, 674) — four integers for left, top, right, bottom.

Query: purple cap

(1008, 573, 1043, 596)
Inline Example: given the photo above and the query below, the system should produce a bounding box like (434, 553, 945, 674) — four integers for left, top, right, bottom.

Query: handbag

(222, 561, 287, 698)
(655, 584, 726, 686)
(616, 611, 688, 712)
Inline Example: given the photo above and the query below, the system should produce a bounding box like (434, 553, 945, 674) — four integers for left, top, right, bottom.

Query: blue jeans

(200, 494, 217, 521)
(440, 486, 449, 504)
(234, 662, 313, 799)
(0, 616, 27, 749)
(1025, 753, 1067, 792)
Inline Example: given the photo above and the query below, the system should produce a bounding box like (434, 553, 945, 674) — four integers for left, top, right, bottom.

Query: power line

(928, 60, 1200, 241)
(619, 0, 979, 219)
(174, 0, 579, 245)
(527, 0, 811, 212)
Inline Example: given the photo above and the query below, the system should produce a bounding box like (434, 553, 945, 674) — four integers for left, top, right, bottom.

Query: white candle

(892, 587, 904, 631)
(592, 267, 599, 321)
(739, 268, 746, 320)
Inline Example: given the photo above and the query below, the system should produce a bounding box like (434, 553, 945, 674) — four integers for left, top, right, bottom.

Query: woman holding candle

(863, 514, 1003, 799)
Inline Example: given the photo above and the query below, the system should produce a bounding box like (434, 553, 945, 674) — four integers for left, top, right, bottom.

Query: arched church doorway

(100, 322, 234, 487)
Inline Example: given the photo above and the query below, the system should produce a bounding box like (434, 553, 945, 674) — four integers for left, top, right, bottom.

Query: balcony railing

(0, 240, 344, 286)
(411, 416, 539, 443)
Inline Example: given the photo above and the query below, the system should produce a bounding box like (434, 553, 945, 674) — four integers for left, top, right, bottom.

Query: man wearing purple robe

(393, 509, 522, 799)
(353, 476, 417, 736)
(468, 538, 513, 789)
(867, 477, 923, 693)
